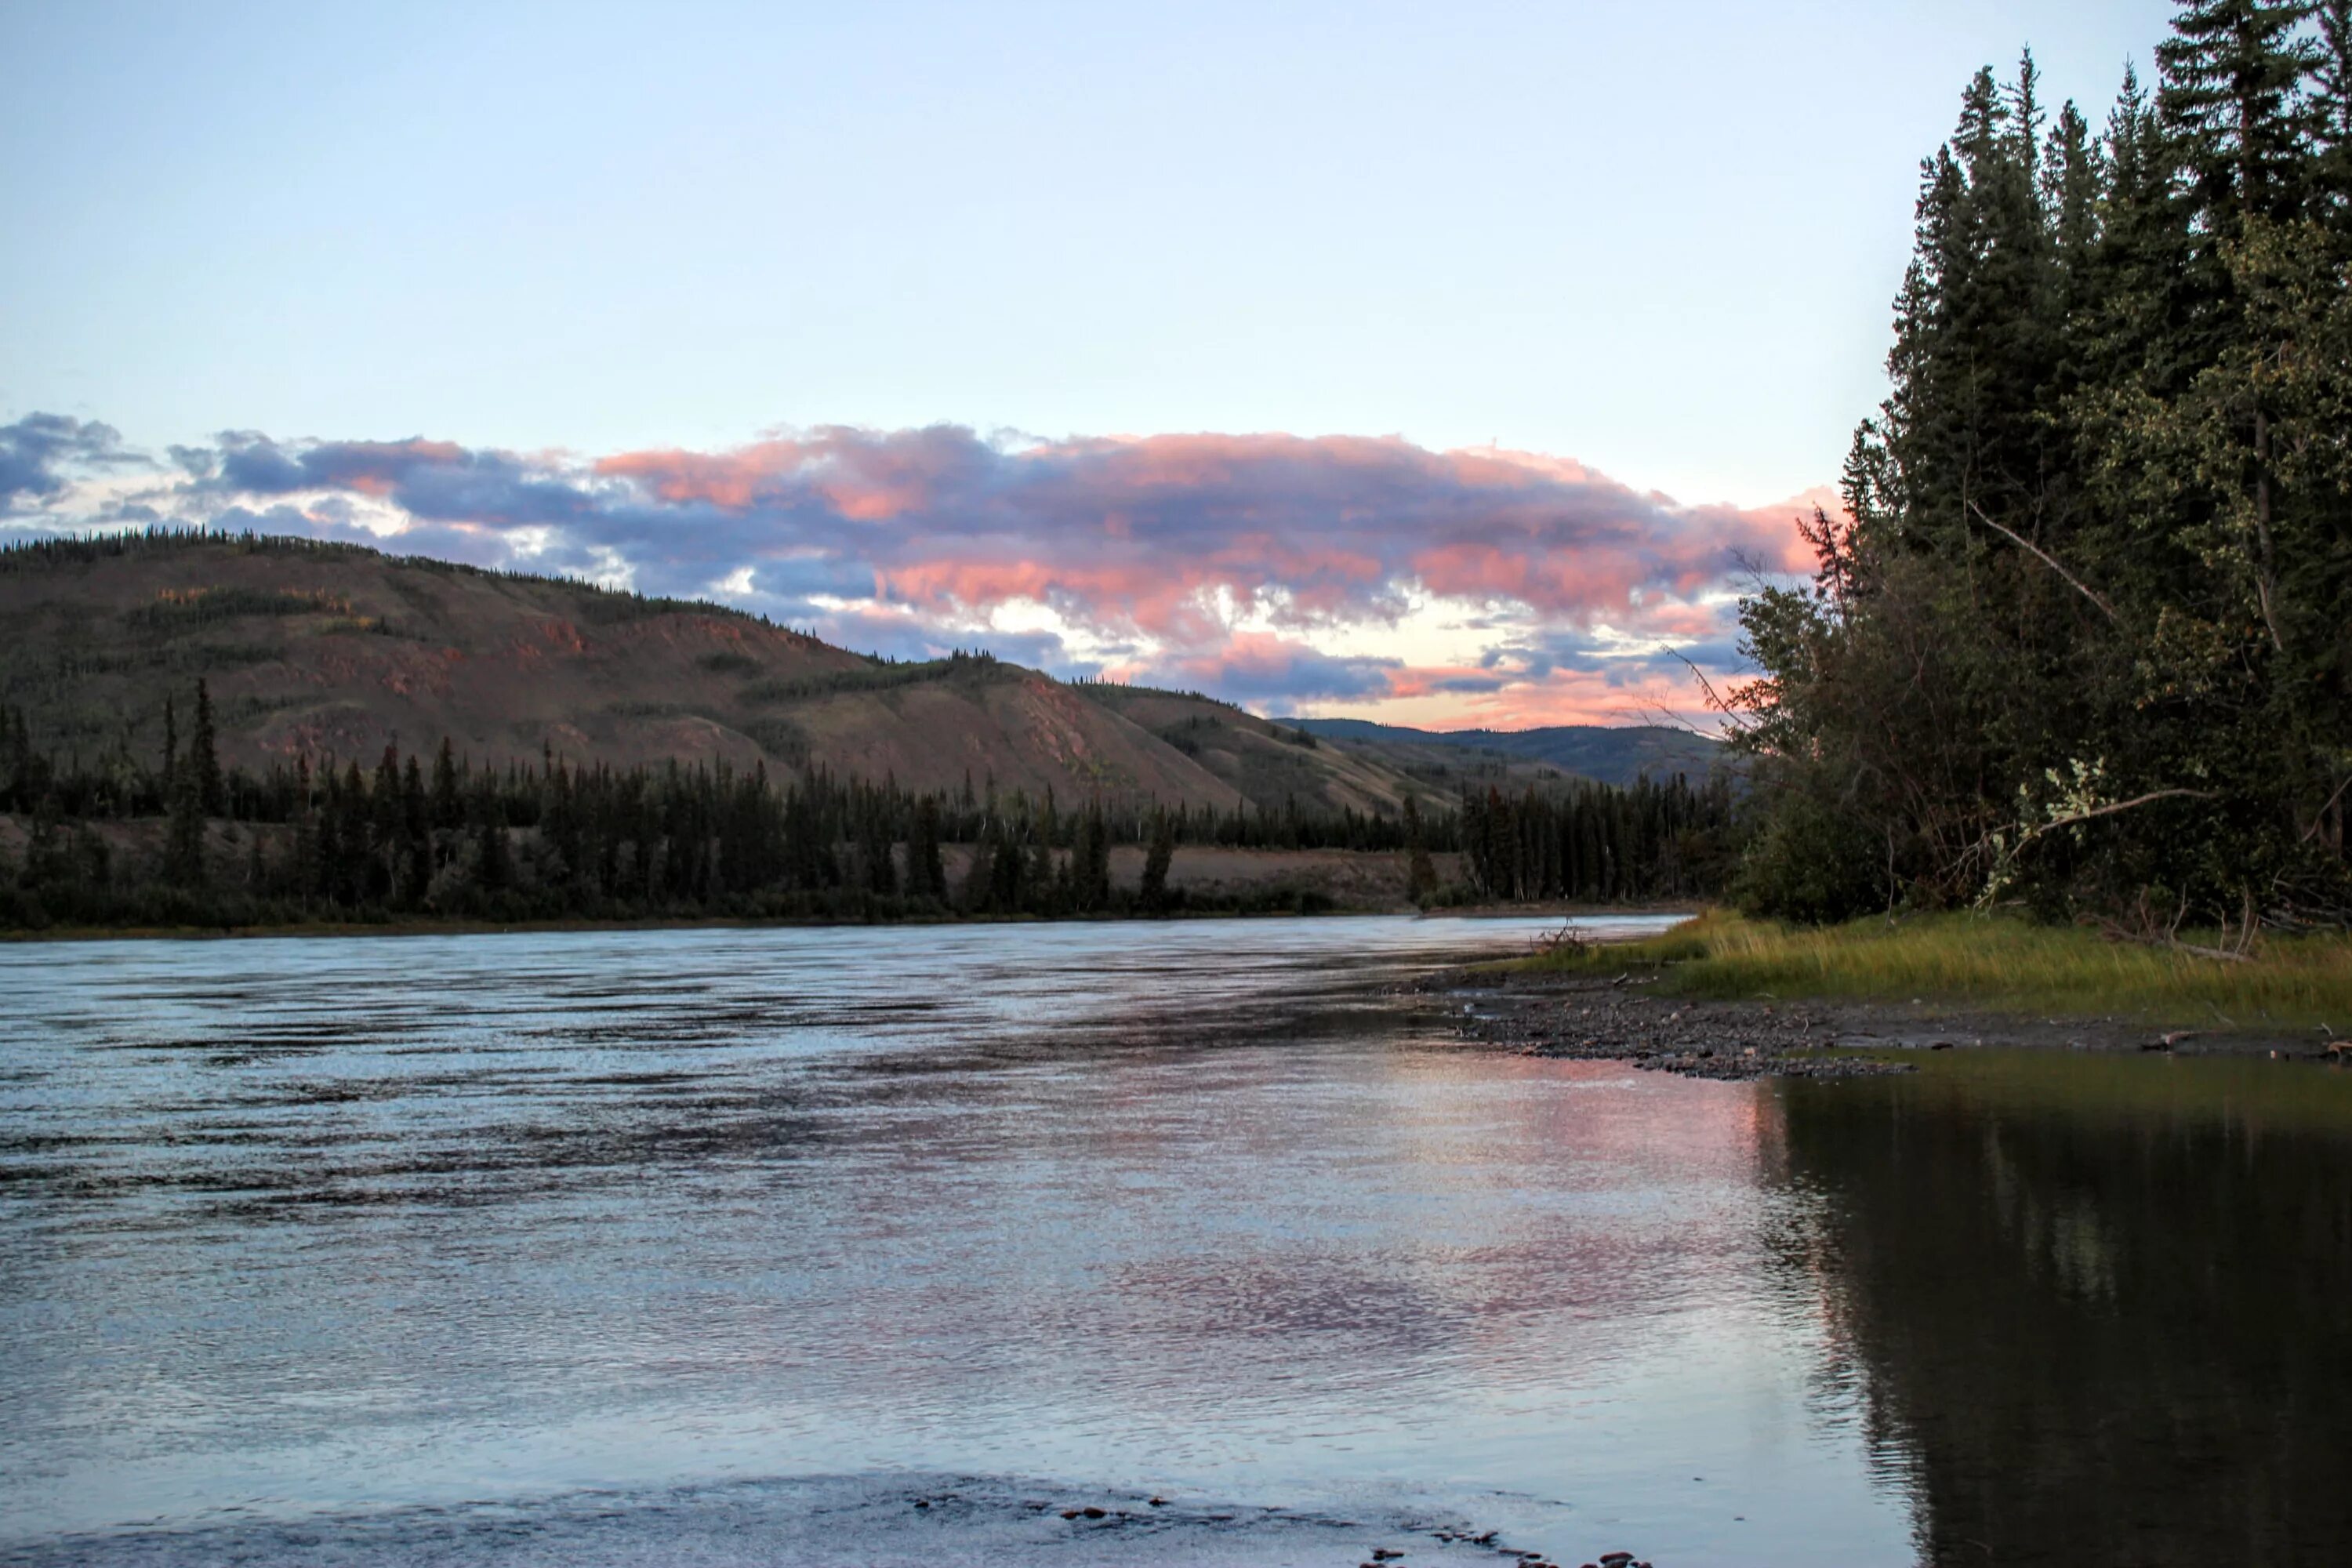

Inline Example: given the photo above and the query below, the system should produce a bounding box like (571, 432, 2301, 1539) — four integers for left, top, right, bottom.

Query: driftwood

(2096, 884, 2259, 962)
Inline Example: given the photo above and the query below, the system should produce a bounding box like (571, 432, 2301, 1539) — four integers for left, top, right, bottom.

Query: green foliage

(694, 651, 760, 675)
(1731, 13, 2352, 927)
(739, 651, 1007, 705)
(1733, 789, 1885, 925)
(124, 586, 360, 628)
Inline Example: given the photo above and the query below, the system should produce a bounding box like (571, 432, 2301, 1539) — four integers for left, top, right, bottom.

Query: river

(3, 916, 2349, 1565)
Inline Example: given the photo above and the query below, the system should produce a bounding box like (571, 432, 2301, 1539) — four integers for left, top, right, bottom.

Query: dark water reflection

(5, 920, 2351, 1566)
(1774, 1053, 2352, 1564)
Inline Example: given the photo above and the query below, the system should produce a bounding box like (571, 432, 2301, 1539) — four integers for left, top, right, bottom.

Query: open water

(4, 916, 2350, 1565)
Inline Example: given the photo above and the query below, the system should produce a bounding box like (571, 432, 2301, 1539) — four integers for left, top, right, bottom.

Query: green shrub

(1733, 790, 1884, 924)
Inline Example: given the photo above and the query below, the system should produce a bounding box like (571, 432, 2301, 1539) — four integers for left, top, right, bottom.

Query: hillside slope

(1287, 717, 1721, 789)
(1073, 684, 1456, 818)
(0, 535, 1247, 810)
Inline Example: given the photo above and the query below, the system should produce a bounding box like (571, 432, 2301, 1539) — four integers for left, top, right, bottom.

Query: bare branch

(2303, 770, 2352, 844)
(1965, 500, 2118, 623)
(1662, 652, 1759, 756)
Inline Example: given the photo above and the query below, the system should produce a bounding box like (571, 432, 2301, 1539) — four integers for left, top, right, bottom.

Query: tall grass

(1523, 910, 2352, 1029)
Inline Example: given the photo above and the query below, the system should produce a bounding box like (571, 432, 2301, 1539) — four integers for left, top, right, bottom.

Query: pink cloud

(136, 418, 1824, 724)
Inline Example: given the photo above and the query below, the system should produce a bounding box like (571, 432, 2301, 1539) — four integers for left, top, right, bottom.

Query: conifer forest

(1730, 2, 2352, 931)
(0, 681, 1730, 930)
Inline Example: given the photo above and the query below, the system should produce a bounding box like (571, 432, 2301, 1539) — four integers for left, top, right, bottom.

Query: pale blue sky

(5, 1, 2172, 507)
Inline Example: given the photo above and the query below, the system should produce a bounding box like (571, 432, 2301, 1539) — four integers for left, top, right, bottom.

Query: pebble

(1433, 972, 1913, 1081)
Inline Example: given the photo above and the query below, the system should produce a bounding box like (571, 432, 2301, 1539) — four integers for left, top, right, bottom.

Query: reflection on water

(1775, 1051, 2352, 1565)
(4, 918, 2350, 1566)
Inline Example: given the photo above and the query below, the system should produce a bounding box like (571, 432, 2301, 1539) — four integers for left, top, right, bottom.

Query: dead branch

(1965, 500, 2119, 623)
(2010, 788, 2216, 852)
(2303, 770, 2352, 844)
(1668, 651, 1743, 734)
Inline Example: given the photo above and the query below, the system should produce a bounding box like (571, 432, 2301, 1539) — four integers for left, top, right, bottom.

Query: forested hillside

(0, 535, 1740, 928)
(0, 531, 1293, 811)
(0, 677, 1737, 927)
(1730, 1, 2352, 930)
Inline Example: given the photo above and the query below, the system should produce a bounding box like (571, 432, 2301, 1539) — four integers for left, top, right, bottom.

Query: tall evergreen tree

(1140, 808, 1176, 911)
(190, 680, 222, 815)
(1732, 5, 2352, 924)
(2158, 0, 2318, 234)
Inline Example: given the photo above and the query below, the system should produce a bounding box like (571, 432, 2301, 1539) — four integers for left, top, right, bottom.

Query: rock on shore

(1415, 968, 1914, 1081)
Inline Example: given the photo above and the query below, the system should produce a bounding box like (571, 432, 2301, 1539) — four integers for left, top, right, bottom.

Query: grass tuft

(1519, 909, 2352, 1029)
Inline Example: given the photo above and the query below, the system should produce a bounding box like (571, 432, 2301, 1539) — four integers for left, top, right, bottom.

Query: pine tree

(964, 813, 1004, 912)
(165, 767, 205, 890)
(430, 739, 462, 833)
(1403, 796, 1436, 903)
(1731, 5, 2352, 923)
(159, 695, 178, 804)
(2314, 0, 2352, 209)
(190, 680, 222, 815)
(909, 795, 946, 901)
(1140, 808, 1176, 912)
(1073, 801, 1112, 911)
(2158, 0, 2318, 235)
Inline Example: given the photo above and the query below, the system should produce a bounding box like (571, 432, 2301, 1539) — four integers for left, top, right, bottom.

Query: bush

(1733, 790, 1884, 925)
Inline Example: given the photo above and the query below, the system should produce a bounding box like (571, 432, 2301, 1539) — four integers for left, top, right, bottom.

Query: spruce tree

(159, 695, 178, 804)
(2315, 0, 2352, 207)
(165, 767, 205, 891)
(2158, 0, 2318, 234)
(1139, 808, 1175, 911)
(1403, 796, 1436, 903)
(430, 739, 462, 833)
(963, 814, 1003, 911)
(190, 680, 222, 815)
(909, 796, 946, 901)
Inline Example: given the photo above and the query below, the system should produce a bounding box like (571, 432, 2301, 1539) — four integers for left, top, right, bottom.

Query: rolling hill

(1284, 717, 1722, 789)
(1073, 684, 1454, 817)
(0, 533, 1456, 817)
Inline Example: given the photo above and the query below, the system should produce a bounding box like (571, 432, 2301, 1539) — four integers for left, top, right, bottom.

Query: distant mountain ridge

(1283, 717, 1721, 789)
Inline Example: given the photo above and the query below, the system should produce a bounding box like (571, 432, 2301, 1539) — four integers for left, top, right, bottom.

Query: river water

(4, 916, 2350, 1566)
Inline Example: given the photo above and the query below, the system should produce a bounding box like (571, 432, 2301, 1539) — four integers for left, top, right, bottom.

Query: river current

(4, 916, 2350, 1566)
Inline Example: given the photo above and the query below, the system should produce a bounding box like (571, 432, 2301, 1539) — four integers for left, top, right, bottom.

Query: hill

(0, 534, 1251, 808)
(0, 533, 1450, 817)
(1073, 684, 1454, 817)
(1284, 717, 1722, 790)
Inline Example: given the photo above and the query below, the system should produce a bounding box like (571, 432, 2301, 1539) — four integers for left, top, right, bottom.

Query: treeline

(1454, 775, 1740, 906)
(1731, 2, 2352, 927)
(0, 681, 1735, 930)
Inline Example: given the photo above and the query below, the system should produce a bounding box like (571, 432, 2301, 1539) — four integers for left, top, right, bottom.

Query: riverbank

(0, 902, 1682, 944)
(1428, 909, 2352, 1079)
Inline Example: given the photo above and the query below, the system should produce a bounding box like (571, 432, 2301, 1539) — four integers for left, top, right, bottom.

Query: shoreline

(0, 902, 1676, 946)
(1420, 964, 2342, 1081)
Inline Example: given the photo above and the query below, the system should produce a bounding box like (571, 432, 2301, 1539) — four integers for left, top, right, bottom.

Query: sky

(1, 0, 2175, 728)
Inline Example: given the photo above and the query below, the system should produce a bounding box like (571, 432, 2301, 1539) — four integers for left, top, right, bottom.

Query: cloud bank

(2, 413, 1822, 726)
